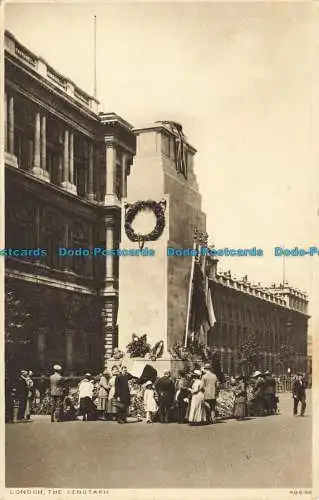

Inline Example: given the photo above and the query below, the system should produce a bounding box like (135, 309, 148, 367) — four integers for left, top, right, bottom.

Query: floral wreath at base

(149, 340, 164, 361)
(124, 199, 167, 249)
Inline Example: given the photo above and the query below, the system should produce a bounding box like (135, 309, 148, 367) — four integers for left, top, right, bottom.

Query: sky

(4, 2, 318, 339)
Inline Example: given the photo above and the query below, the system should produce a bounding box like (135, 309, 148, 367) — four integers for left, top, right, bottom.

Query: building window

(40, 231, 60, 268)
(47, 147, 61, 186)
(6, 221, 33, 250)
(71, 239, 87, 276)
(76, 162, 87, 198)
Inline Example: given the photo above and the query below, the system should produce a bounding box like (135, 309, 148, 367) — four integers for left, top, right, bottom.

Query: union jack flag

(156, 120, 188, 179)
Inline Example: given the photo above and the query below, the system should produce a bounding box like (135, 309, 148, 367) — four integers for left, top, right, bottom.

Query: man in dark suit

(292, 372, 307, 416)
(50, 364, 64, 422)
(155, 371, 175, 423)
(264, 370, 277, 415)
(114, 366, 131, 423)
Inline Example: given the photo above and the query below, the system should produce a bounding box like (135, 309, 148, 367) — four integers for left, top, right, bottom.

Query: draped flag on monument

(172, 122, 188, 180)
(189, 260, 216, 341)
(155, 120, 188, 179)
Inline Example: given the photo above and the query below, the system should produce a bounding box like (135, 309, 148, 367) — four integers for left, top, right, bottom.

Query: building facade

(207, 261, 309, 375)
(4, 31, 135, 375)
(4, 31, 310, 377)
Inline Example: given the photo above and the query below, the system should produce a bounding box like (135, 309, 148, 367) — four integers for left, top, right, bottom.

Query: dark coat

(114, 374, 131, 405)
(254, 377, 265, 397)
(15, 376, 28, 399)
(264, 376, 276, 394)
(155, 376, 175, 404)
(292, 379, 306, 399)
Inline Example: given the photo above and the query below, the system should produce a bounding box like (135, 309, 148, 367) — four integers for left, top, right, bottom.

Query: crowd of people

(5, 363, 308, 424)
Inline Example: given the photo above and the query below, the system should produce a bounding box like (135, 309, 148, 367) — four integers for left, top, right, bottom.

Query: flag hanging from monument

(189, 261, 216, 340)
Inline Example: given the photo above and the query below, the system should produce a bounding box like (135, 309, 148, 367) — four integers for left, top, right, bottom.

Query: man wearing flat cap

(202, 363, 219, 424)
(50, 364, 64, 422)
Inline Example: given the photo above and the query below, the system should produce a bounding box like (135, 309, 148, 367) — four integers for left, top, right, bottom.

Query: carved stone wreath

(124, 199, 167, 249)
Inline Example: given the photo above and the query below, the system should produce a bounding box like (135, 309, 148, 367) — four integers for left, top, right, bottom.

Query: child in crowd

(143, 381, 158, 423)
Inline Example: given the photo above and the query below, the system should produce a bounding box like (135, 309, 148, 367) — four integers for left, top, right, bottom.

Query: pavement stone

(5, 391, 312, 489)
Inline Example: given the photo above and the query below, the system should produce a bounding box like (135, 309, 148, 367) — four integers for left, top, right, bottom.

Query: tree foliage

(275, 343, 296, 372)
(5, 288, 34, 376)
(237, 334, 263, 375)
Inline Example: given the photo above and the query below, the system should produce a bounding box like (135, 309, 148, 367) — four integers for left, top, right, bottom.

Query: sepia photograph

(1, 1, 317, 497)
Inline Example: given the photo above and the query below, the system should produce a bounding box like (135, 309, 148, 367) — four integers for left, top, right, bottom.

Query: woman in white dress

(188, 370, 206, 426)
(106, 365, 119, 421)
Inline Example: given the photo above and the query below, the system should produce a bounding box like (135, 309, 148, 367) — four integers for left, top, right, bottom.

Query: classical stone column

(220, 347, 225, 372)
(95, 146, 100, 201)
(37, 330, 46, 370)
(69, 132, 74, 183)
(8, 94, 14, 155)
(40, 114, 50, 181)
(263, 351, 268, 371)
(122, 152, 127, 198)
(32, 110, 43, 178)
(58, 131, 63, 185)
(61, 129, 70, 191)
(104, 142, 119, 206)
(40, 114, 46, 169)
(69, 132, 77, 194)
(101, 216, 118, 364)
(65, 331, 74, 372)
(87, 141, 95, 201)
(105, 220, 115, 287)
(227, 348, 232, 375)
(101, 302, 116, 364)
(4, 92, 18, 167)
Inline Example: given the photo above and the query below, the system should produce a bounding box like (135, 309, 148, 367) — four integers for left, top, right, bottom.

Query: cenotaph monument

(117, 121, 206, 374)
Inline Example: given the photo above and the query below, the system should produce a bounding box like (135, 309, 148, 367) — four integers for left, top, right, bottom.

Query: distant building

(207, 260, 309, 375)
(4, 30, 135, 375)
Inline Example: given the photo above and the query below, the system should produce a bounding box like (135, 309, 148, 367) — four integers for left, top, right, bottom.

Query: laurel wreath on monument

(124, 199, 167, 249)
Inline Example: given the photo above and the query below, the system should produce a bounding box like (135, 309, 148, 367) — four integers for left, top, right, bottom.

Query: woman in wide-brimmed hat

(188, 370, 206, 426)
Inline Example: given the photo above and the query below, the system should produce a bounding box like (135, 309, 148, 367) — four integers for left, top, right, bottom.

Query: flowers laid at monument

(126, 334, 151, 358)
(111, 348, 125, 360)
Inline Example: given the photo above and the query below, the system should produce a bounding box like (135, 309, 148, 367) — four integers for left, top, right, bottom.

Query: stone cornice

(5, 268, 95, 295)
(6, 164, 99, 219)
(5, 31, 99, 109)
(211, 277, 310, 317)
(6, 77, 98, 139)
(134, 123, 197, 154)
(104, 136, 136, 155)
(99, 112, 134, 131)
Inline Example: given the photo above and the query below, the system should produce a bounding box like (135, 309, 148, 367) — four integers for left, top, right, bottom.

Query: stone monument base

(105, 355, 201, 378)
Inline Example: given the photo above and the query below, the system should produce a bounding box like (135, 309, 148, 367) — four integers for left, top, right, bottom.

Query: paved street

(6, 391, 312, 489)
